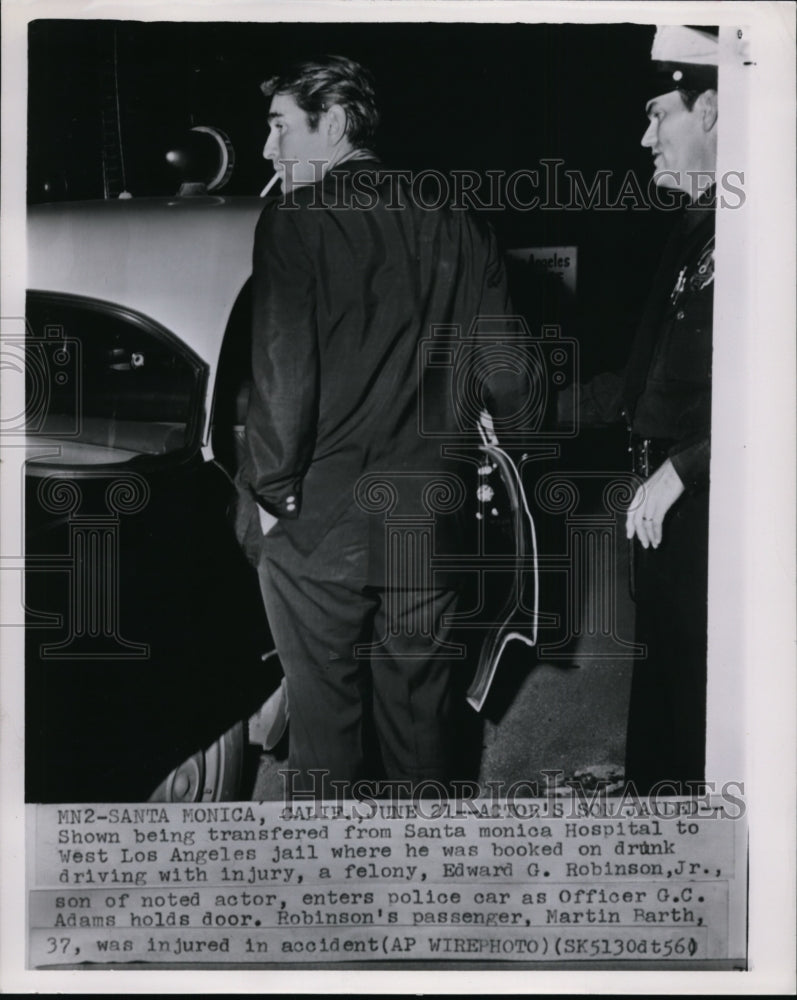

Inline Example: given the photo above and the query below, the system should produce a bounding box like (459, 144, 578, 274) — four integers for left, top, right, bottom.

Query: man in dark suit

(238, 56, 529, 797)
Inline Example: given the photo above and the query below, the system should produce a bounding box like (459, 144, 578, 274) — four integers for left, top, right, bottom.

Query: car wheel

(148, 720, 245, 802)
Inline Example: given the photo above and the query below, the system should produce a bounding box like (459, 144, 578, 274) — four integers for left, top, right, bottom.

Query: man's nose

(641, 120, 657, 148)
(263, 133, 277, 161)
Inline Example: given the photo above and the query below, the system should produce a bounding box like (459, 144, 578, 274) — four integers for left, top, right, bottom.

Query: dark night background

(28, 18, 682, 377)
(26, 19, 692, 800)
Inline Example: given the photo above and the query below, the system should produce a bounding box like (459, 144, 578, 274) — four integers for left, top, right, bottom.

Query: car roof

(27, 196, 265, 366)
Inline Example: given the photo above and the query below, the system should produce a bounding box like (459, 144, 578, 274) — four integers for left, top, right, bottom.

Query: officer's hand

(626, 459, 684, 549)
(257, 503, 278, 537)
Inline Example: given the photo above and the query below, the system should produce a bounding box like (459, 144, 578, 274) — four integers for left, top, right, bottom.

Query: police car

(25, 133, 278, 804)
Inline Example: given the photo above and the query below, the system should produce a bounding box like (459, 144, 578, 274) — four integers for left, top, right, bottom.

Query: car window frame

(25, 289, 210, 476)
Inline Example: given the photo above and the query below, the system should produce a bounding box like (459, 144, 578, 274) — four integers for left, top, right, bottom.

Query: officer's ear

(696, 90, 718, 132)
(324, 103, 348, 145)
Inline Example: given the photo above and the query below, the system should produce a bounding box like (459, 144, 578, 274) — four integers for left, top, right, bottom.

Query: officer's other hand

(257, 503, 279, 536)
(626, 459, 684, 549)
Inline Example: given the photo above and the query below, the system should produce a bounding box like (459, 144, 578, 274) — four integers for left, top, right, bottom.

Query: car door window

(26, 292, 207, 468)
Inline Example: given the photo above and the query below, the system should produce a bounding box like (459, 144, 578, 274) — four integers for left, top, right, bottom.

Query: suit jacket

(238, 159, 530, 584)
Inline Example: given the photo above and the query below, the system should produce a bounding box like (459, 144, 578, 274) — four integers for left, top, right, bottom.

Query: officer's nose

(641, 119, 657, 149)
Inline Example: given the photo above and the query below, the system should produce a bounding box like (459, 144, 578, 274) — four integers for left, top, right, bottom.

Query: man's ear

(697, 89, 718, 132)
(325, 103, 348, 145)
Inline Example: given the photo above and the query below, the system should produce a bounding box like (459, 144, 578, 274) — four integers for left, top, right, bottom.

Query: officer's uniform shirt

(623, 189, 715, 492)
(563, 190, 715, 493)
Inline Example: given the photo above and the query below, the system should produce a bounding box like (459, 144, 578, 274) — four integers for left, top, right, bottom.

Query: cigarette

(260, 173, 281, 197)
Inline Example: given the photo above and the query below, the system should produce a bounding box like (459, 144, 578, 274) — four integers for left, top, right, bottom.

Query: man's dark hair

(261, 55, 379, 148)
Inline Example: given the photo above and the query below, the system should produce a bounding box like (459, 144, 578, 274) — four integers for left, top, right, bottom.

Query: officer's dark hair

(260, 55, 379, 148)
(677, 79, 718, 112)
(677, 88, 703, 111)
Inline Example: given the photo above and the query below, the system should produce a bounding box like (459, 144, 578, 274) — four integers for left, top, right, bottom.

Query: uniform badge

(689, 236, 715, 292)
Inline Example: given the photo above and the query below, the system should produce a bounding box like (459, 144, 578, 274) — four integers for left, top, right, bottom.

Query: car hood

(27, 196, 264, 367)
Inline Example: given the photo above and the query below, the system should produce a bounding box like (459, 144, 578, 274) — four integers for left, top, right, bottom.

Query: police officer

(565, 26, 719, 792)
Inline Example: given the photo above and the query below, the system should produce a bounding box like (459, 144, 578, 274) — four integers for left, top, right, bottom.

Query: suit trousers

(256, 510, 461, 797)
(625, 489, 709, 794)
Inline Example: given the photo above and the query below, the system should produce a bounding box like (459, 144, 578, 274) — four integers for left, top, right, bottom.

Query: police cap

(649, 25, 719, 97)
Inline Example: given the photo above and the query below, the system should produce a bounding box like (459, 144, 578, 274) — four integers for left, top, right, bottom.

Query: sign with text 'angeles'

(507, 247, 578, 295)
